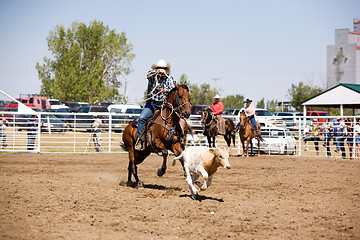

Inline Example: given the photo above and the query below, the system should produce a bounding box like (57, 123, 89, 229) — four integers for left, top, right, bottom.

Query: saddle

(132, 110, 178, 149)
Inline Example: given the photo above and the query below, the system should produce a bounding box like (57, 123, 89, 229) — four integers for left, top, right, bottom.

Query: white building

(327, 19, 360, 89)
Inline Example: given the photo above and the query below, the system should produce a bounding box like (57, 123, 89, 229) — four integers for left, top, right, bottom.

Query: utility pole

(212, 78, 219, 93)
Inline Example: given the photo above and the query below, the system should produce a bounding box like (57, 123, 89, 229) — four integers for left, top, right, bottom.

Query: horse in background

(236, 111, 262, 156)
(200, 107, 235, 148)
(121, 83, 191, 188)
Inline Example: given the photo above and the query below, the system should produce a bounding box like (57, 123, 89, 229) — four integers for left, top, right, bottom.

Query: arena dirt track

(0, 153, 359, 239)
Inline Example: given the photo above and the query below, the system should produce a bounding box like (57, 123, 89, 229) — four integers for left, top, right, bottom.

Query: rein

(160, 88, 190, 121)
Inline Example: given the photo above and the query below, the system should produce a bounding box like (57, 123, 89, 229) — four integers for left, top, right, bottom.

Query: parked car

(223, 108, 241, 116)
(93, 101, 113, 108)
(61, 101, 81, 112)
(21, 96, 51, 111)
(73, 106, 109, 130)
(44, 108, 74, 127)
(48, 99, 69, 110)
(78, 102, 91, 108)
(251, 126, 297, 155)
(111, 109, 143, 133)
(306, 111, 329, 124)
(108, 104, 142, 113)
(14, 113, 67, 132)
(187, 105, 209, 133)
(6, 98, 34, 109)
(273, 112, 304, 130)
(235, 108, 285, 128)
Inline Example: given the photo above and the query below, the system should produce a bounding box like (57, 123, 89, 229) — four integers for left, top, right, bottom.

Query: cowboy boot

(135, 131, 146, 151)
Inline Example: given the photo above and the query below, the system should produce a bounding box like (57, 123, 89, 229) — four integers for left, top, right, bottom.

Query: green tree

(178, 74, 188, 85)
(222, 94, 244, 109)
(266, 99, 280, 113)
(189, 83, 217, 105)
(256, 98, 265, 109)
(288, 82, 323, 111)
(36, 20, 135, 103)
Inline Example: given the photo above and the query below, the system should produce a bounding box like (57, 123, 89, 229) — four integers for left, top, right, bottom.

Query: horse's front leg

(206, 135, 212, 148)
(246, 140, 250, 157)
(250, 140, 253, 156)
(241, 140, 246, 157)
(157, 149, 168, 177)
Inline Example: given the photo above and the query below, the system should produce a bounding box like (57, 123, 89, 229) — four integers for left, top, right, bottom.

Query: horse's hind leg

(157, 149, 168, 177)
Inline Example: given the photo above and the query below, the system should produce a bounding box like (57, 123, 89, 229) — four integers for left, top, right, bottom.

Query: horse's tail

(172, 151, 184, 166)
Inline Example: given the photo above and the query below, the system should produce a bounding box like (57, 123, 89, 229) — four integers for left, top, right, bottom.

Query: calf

(173, 146, 230, 198)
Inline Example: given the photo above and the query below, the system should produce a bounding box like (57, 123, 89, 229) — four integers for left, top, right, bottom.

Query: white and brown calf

(173, 146, 230, 198)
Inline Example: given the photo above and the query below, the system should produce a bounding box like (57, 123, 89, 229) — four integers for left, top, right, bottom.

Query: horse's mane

(169, 83, 189, 95)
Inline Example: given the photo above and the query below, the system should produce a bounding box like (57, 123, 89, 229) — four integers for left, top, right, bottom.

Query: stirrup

(134, 138, 143, 151)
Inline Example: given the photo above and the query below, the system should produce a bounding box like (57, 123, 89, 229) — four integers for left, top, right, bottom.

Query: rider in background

(91, 115, 103, 152)
(135, 59, 176, 150)
(210, 94, 225, 135)
(244, 98, 258, 137)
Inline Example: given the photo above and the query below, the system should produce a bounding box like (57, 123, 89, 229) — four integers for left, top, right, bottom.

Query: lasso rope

(124, 72, 168, 104)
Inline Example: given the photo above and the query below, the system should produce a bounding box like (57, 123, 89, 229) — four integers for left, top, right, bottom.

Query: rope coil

(124, 72, 169, 104)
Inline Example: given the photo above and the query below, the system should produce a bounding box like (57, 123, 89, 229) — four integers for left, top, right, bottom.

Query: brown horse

(236, 111, 262, 157)
(200, 107, 235, 148)
(122, 83, 191, 187)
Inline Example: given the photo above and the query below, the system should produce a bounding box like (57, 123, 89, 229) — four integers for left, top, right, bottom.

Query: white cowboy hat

(151, 59, 170, 70)
(214, 94, 221, 99)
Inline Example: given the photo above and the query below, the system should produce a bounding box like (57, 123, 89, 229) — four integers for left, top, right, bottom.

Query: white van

(107, 104, 142, 114)
(48, 99, 69, 110)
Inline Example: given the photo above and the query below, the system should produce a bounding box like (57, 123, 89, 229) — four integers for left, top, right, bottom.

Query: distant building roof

(300, 83, 360, 108)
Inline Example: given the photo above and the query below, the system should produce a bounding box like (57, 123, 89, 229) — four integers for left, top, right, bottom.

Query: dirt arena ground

(0, 152, 359, 240)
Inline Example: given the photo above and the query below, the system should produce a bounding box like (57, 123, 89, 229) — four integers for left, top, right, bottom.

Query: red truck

(6, 96, 51, 111)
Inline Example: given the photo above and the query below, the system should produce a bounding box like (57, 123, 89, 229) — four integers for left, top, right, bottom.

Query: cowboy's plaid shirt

(146, 69, 175, 103)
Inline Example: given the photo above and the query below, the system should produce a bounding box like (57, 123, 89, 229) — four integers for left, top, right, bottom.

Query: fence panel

(0, 111, 358, 159)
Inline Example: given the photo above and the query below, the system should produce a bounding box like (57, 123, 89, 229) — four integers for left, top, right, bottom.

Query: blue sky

(0, 0, 359, 104)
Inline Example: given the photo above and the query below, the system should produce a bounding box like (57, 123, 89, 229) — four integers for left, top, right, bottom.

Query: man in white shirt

(244, 99, 258, 137)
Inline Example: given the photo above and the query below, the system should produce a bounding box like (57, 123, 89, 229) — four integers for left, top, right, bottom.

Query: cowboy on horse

(135, 59, 176, 150)
(234, 98, 258, 137)
(209, 94, 226, 135)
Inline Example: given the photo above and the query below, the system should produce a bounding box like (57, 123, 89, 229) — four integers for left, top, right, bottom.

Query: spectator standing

(345, 118, 355, 158)
(355, 118, 360, 158)
(304, 119, 321, 155)
(91, 115, 103, 152)
(322, 118, 333, 157)
(331, 118, 340, 140)
(0, 117, 8, 149)
(27, 115, 43, 151)
(334, 118, 347, 159)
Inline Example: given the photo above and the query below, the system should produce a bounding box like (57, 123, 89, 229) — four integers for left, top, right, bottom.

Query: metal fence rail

(0, 111, 359, 159)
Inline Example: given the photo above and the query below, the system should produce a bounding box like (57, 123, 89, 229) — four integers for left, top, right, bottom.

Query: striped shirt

(146, 70, 176, 103)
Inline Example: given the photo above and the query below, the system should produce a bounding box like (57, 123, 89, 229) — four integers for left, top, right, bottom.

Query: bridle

(201, 108, 214, 128)
(239, 113, 248, 129)
(161, 86, 191, 120)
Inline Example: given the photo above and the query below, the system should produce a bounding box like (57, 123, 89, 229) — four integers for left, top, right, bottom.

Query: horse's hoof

(157, 168, 166, 177)
(135, 181, 143, 189)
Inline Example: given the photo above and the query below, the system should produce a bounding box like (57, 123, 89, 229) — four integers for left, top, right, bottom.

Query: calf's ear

(209, 148, 219, 156)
